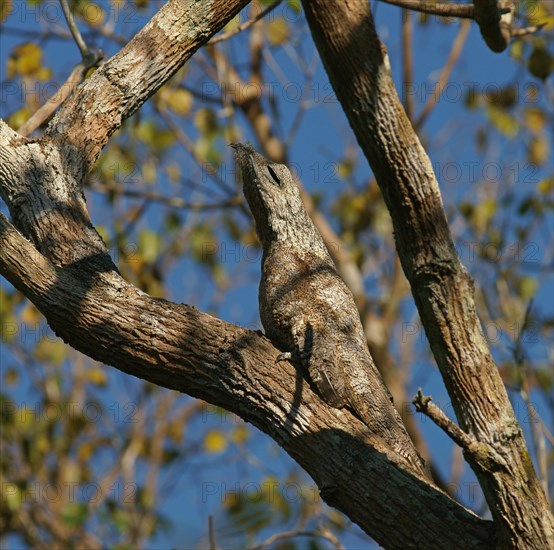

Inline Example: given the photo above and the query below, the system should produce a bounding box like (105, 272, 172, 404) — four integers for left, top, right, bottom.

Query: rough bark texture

(300, 0, 553, 547)
(0, 0, 549, 548)
(0, 207, 492, 549)
(232, 143, 429, 477)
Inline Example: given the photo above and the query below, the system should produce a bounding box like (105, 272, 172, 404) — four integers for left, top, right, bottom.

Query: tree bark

(0, 0, 547, 548)
(300, 0, 553, 547)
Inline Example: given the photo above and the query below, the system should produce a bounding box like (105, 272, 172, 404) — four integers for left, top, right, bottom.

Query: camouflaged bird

(232, 143, 428, 476)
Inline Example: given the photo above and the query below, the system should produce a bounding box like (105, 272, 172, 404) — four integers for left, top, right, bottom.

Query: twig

(377, 0, 511, 19)
(413, 389, 509, 470)
(415, 19, 470, 129)
(60, 0, 91, 58)
(208, 515, 217, 550)
(511, 23, 546, 37)
(511, 300, 549, 499)
(17, 0, 104, 136)
(88, 181, 241, 210)
(209, 0, 282, 45)
(251, 529, 346, 550)
(18, 57, 102, 136)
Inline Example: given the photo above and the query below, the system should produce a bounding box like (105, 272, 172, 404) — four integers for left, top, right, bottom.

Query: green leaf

(61, 502, 88, 528)
(486, 106, 519, 137)
(138, 230, 161, 263)
(517, 276, 538, 300)
(528, 45, 553, 80)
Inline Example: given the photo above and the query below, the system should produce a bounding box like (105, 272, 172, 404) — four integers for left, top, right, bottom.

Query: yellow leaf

(267, 17, 289, 46)
(524, 107, 545, 133)
(36, 67, 52, 82)
(518, 276, 538, 300)
(528, 4, 554, 29)
(537, 177, 553, 194)
(166, 88, 193, 116)
(168, 419, 183, 444)
(204, 429, 227, 453)
(12, 43, 42, 76)
(142, 161, 156, 184)
(79, 2, 104, 26)
(87, 367, 107, 386)
(528, 135, 549, 166)
(194, 108, 218, 136)
(34, 339, 67, 365)
(62, 460, 81, 484)
(487, 106, 519, 137)
(20, 302, 41, 326)
(3, 483, 21, 511)
(231, 425, 249, 444)
(35, 433, 50, 454)
(472, 198, 496, 233)
(4, 368, 19, 385)
(7, 107, 31, 131)
(78, 442, 94, 461)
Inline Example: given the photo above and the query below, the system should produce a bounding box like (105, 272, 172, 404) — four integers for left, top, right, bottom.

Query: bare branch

(44, 0, 251, 178)
(209, 0, 282, 45)
(413, 390, 510, 472)
(59, 0, 92, 58)
(377, 0, 510, 19)
(415, 19, 470, 129)
(511, 23, 546, 37)
(18, 54, 103, 137)
(88, 181, 241, 211)
(473, 0, 512, 52)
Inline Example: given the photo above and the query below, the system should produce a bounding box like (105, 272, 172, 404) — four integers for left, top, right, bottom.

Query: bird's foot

(275, 351, 293, 363)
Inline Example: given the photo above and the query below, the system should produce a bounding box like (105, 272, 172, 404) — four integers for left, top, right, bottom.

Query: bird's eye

(267, 165, 281, 185)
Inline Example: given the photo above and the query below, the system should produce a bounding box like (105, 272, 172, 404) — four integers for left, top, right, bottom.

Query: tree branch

(44, 0, 252, 178)
(378, 0, 544, 52)
(377, 0, 510, 19)
(60, 0, 93, 58)
(415, 19, 470, 129)
(0, 1, 493, 545)
(300, 0, 554, 546)
(0, 212, 493, 548)
(473, 0, 512, 52)
(209, 0, 283, 44)
(413, 389, 509, 472)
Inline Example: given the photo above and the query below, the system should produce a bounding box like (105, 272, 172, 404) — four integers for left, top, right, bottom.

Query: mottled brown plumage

(232, 143, 427, 475)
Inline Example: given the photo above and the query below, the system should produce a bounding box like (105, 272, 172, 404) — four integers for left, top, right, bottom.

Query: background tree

(0, 0, 552, 548)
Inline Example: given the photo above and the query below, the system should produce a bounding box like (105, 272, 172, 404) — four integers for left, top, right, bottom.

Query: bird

(232, 143, 428, 476)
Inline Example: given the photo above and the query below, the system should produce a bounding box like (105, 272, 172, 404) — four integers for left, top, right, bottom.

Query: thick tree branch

(0, 1, 492, 546)
(300, 0, 554, 546)
(473, 0, 512, 52)
(43, 0, 251, 179)
(0, 212, 493, 549)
